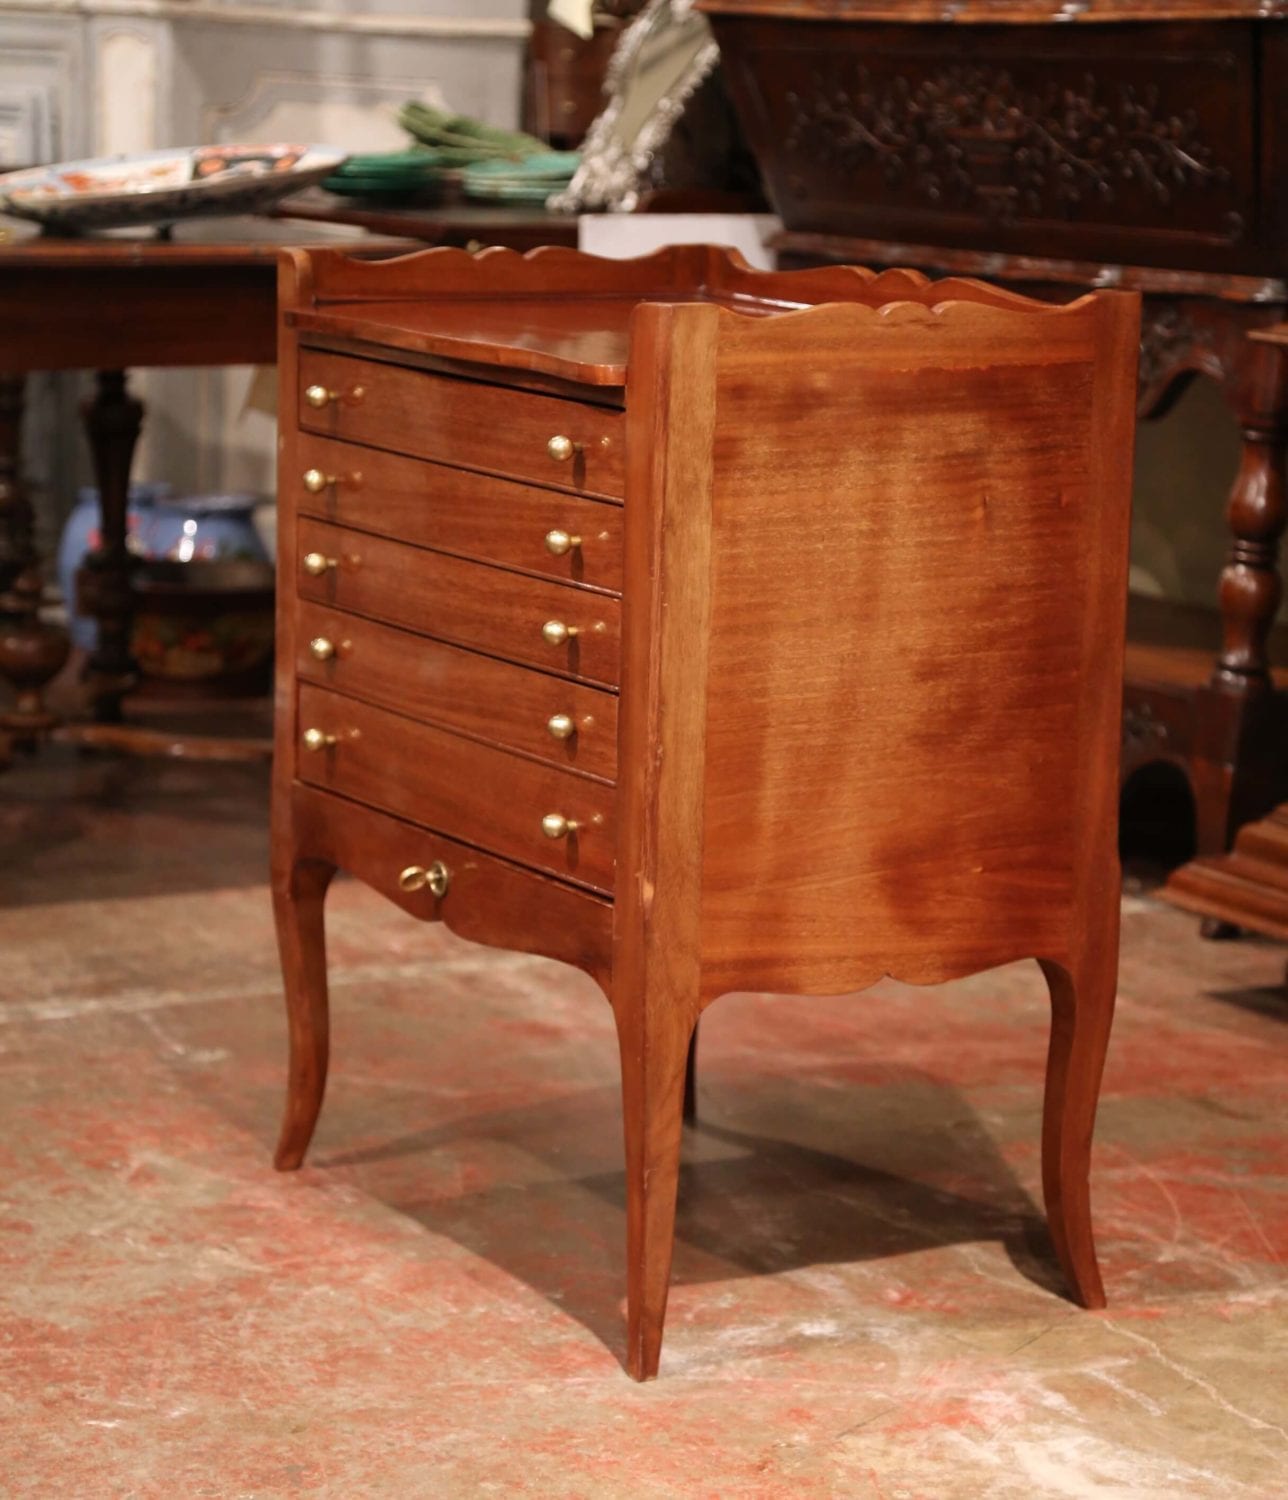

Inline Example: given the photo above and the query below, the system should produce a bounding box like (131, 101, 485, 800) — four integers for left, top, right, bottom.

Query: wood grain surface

(295, 602, 618, 780)
(295, 518, 621, 688)
(298, 348, 626, 497)
(296, 434, 623, 591)
(296, 682, 616, 893)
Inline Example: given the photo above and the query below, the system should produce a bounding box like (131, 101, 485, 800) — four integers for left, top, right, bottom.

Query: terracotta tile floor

(1, 748, 1286, 1497)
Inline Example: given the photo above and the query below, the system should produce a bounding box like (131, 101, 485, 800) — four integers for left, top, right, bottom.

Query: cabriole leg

(1037, 952, 1118, 1309)
(273, 856, 336, 1171)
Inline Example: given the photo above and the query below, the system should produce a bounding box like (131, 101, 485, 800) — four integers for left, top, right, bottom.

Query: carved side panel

(711, 16, 1269, 275)
(783, 63, 1242, 239)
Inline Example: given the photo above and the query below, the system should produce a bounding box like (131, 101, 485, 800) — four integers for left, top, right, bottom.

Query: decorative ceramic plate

(0, 144, 348, 231)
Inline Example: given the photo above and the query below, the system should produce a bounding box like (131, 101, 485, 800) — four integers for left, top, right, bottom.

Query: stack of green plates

(324, 109, 582, 205)
(322, 149, 446, 200)
(461, 152, 580, 204)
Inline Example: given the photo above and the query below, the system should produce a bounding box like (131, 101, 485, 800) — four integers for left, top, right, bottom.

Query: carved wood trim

(782, 61, 1242, 235)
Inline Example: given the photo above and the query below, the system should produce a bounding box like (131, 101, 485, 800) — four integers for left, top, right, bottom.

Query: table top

(293, 294, 648, 386)
(0, 204, 576, 373)
(0, 212, 410, 267)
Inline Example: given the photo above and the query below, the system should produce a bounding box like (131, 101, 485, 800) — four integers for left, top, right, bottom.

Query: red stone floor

(1, 748, 1286, 1497)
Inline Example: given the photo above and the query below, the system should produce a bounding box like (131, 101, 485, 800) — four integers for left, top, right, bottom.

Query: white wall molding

(96, 28, 160, 154)
(0, 2, 529, 39)
(2, 0, 528, 533)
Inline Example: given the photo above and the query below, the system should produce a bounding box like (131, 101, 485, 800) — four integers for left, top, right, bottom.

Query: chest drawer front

(291, 785, 613, 982)
(297, 435, 623, 592)
(296, 684, 615, 893)
(297, 603, 618, 780)
(298, 349, 626, 500)
(295, 518, 620, 688)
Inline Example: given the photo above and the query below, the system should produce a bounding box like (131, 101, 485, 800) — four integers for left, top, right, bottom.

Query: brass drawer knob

(304, 382, 364, 409)
(541, 813, 580, 840)
(544, 529, 581, 557)
(308, 636, 336, 662)
(302, 468, 336, 495)
(302, 552, 337, 577)
(546, 434, 579, 463)
(301, 727, 336, 752)
(546, 713, 576, 741)
(541, 620, 579, 647)
(398, 861, 450, 897)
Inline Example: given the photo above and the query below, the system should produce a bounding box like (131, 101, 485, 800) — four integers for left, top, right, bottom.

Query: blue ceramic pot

(56, 482, 172, 650)
(58, 488, 269, 651)
(143, 493, 269, 565)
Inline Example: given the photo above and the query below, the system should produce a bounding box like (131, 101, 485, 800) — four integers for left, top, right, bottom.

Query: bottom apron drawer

(287, 782, 614, 983)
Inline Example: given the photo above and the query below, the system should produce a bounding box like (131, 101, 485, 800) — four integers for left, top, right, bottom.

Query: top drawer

(298, 349, 626, 501)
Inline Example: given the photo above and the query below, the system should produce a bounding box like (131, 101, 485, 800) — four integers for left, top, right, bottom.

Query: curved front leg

(273, 855, 337, 1171)
(1038, 952, 1117, 1309)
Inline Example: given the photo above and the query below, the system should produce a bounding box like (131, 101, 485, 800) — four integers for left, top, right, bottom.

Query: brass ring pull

(301, 727, 336, 752)
(398, 861, 450, 897)
(544, 529, 581, 557)
(541, 813, 580, 840)
(541, 620, 579, 647)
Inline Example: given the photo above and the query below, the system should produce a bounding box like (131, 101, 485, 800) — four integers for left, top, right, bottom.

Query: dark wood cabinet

(524, 3, 647, 148)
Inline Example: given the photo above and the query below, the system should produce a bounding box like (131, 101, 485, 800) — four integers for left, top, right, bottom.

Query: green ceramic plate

(462, 181, 567, 203)
(329, 149, 442, 178)
(462, 151, 579, 184)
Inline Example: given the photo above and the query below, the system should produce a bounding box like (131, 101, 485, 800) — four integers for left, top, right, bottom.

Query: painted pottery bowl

(131, 558, 275, 692)
(0, 144, 347, 231)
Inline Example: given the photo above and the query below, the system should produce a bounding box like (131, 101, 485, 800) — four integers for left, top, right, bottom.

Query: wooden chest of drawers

(271, 243, 1139, 1378)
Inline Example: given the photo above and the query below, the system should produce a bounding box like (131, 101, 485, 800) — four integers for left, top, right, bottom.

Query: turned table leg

(0, 374, 70, 752)
(1214, 338, 1288, 695)
(77, 370, 144, 723)
(1187, 334, 1288, 866)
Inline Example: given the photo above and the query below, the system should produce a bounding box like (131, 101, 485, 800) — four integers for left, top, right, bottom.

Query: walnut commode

(271, 244, 1139, 1379)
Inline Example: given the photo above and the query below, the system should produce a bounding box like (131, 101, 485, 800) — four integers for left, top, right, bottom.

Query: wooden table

(0, 209, 574, 759)
(704, 0, 1288, 861)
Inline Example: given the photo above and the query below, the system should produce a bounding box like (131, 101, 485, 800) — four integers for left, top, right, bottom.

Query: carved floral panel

(781, 60, 1244, 239)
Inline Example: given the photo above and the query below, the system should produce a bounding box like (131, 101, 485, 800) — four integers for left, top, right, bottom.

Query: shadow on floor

(316, 1072, 1062, 1364)
(1203, 983, 1288, 1022)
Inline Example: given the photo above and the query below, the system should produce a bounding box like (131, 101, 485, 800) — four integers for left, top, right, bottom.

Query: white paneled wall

(0, 0, 529, 558)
